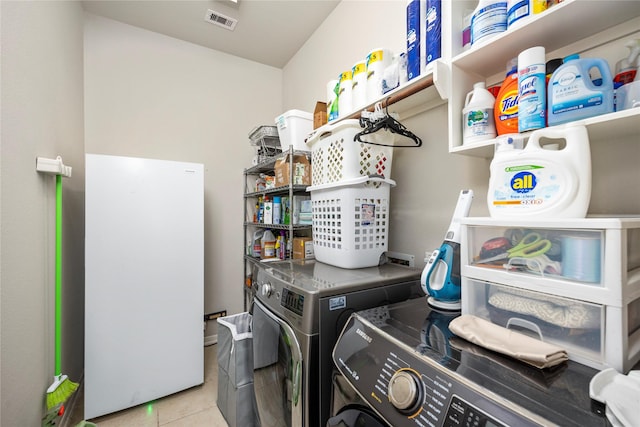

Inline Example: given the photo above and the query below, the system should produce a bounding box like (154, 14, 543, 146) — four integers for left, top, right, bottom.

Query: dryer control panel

(332, 302, 605, 427)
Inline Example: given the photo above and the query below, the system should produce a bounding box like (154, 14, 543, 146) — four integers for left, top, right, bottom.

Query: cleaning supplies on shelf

(261, 229, 276, 259)
(252, 229, 264, 257)
(547, 54, 613, 126)
(613, 39, 640, 87)
(272, 196, 281, 225)
(462, 82, 496, 144)
(518, 46, 546, 133)
(487, 125, 591, 218)
(507, 0, 548, 29)
(494, 58, 519, 135)
(470, 0, 507, 46)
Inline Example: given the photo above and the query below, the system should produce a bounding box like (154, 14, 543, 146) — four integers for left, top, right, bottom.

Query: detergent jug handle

(526, 125, 589, 151)
(464, 89, 474, 107)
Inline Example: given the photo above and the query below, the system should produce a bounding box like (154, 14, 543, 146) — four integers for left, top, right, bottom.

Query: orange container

(494, 70, 519, 135)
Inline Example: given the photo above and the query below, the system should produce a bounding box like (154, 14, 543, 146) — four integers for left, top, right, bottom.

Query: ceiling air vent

(205, 9, 237, 31)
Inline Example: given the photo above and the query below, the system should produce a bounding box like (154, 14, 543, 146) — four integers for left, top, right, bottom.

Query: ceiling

(81, 0, 341, 68)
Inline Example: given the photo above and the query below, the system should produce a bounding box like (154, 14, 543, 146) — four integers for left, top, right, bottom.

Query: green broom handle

(55, 174, 62, 376)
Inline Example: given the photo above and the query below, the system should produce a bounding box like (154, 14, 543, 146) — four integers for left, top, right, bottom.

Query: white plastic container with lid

(275, 110, 313, 152)
(462, 81, 496, 144)
(488, 125, 591, 218)
(470, 0, 507, 46)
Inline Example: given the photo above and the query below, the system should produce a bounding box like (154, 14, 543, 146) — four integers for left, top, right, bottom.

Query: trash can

(217, 312, 259, 427)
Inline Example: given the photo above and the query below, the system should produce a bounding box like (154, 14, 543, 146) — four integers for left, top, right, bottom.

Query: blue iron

(421, 189, 474, 310)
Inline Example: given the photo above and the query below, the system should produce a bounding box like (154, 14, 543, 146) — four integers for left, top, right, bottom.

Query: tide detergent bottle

(488, 125, 591, 218)
(494, 59, 519, 135)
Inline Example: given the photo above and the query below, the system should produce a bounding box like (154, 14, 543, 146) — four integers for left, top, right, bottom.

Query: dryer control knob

(261, 282, 273, 298)
(388, 370, 422, 413)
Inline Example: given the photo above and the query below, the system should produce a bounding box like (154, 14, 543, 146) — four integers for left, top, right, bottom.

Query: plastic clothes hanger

(354, 100, 422, 147)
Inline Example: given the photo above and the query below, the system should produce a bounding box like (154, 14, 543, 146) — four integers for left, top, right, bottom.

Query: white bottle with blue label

(518, 46, 546, 133)
(471, 0, 507, 46)
(488, 125, 591, 218)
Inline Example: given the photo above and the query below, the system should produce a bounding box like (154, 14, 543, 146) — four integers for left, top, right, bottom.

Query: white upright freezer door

(84, 154, 204, 419)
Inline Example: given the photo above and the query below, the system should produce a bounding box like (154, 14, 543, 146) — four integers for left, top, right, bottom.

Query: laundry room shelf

(334, 60, 449, 123)
(243, 145, 312, 310)
(445, 0, 640, 157)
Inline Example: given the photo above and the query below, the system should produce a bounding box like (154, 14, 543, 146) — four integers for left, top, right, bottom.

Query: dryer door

(327, 406, 389, 427)
(253, 299, 304, 427)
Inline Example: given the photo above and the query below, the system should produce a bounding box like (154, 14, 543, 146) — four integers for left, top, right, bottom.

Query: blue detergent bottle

(547, 54, 614, 126)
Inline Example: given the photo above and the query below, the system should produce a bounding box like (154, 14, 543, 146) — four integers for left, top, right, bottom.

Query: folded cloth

(449, 314, 569, 369)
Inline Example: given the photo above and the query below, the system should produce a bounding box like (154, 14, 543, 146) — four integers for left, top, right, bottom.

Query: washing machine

(332, 298, 610, 426)
(251, 259, 424, 427)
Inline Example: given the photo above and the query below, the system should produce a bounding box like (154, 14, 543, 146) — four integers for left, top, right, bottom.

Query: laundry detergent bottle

(494, 58, 519, 135)
(487, 125, 591, 218)
(547, 54, 613, 126)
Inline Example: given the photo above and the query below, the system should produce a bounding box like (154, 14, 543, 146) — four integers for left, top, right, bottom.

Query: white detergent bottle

(488, 125, 591, 218)
(462, 82, 496, 144)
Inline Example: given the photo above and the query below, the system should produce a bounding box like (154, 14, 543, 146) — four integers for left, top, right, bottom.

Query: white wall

(284, 0, 491, 262)
(83, 13, 283, 339)
(1, 1, 85, 425)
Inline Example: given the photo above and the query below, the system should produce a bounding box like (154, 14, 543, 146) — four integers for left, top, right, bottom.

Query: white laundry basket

(306, 119, 394, 186)
(308, 176, 395, 269)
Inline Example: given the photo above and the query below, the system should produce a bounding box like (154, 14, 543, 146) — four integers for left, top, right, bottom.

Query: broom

(37, 157, 78, 410)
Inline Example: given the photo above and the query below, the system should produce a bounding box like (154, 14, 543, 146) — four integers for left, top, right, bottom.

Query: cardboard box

(275, 155, 311, 187)
(314, 102, 327, 129)
(293, 237, 314, 259)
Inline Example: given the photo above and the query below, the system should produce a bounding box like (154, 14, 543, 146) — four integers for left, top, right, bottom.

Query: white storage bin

(309, 176, 394, 269)
(462, 279, 640, 373)
(305, 119, 394, 186)
(461, 217, 640, 307)
(274, 109, 313, 152)
(460, 216, 640, 373)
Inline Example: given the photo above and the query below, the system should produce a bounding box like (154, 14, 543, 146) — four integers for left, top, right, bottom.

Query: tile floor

(68, 344, 228, 426)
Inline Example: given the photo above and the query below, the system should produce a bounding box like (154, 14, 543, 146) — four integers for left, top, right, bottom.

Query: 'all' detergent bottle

(494, 58, 519, 135)
(487, 125, 591, 218)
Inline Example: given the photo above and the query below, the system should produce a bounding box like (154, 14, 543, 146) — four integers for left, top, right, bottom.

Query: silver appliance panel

(254, 259, 422, 335)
